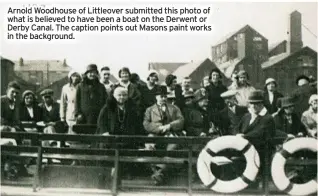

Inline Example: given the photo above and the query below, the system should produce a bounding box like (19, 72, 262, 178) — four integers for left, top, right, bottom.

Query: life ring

(271, 137, 317, 196)
(197, 135, 260, 193)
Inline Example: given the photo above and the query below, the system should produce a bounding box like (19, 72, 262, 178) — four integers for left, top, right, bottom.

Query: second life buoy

(271, 137, 317, 196)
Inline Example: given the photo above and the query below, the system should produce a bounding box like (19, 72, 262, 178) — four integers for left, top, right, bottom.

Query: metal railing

(1, 131, 316, 196)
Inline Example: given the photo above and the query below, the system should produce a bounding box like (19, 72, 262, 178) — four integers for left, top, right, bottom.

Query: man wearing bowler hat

(236, 90, 275, 189)
(143, 85, 184, 185)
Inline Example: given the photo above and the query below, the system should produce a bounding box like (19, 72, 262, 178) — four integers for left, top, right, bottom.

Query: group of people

(1, 64, 317, 185)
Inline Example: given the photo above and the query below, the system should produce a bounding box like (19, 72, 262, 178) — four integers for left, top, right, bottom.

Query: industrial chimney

(288, 10, 303, 54)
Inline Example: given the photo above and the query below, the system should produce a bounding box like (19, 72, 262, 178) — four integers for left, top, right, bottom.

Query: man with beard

(100, 66, 113, 97)
(60, 70, 81, 135)
(301, 94, 317, 138)
(143, 86, 184, 185)
(75, 64, 107, 125)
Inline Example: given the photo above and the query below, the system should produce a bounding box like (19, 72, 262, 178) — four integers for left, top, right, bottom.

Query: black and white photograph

(0, 1, 317, 195)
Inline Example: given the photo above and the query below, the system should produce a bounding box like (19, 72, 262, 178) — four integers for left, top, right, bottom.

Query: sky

(0, 1, 317, 80)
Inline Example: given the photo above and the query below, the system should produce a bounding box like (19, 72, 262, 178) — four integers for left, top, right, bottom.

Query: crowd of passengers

(1, 64, 317, 185)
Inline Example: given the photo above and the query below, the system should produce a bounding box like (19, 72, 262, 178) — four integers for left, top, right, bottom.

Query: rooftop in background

(13, 58, 71, 72)
(148, 62, 188, 82)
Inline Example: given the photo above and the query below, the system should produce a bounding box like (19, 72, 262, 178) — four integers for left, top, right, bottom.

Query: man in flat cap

(143, 86, 184, 185)
(39, 89, 61, 146)
(214, 90, 248, 135)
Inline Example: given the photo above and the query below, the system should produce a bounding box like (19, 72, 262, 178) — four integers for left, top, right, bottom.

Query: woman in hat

(19, 90, 42, 132)
(301, 94, 318, 137)
(263, 78, 283, 114)
(75, 64, 107, 125)
(60, 70, 81, 134)
(273, 96, 307, 138)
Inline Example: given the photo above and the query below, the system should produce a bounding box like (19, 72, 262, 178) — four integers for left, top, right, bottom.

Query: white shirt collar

(119, 81, 130, 88)
(259, 107, 267, 116)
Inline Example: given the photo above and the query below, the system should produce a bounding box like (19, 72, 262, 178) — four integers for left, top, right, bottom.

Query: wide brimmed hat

(40, 89, 54, 97)
(221, 90, 237, 99)
(265, 78, 276, 86)
(85, 64, 98, 74)
(247, 90, 264, 103)
(281, 97, 295, 108)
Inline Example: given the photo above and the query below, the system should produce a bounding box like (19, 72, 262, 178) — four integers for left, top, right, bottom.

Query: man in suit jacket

(236, 90, 275, 188)
(143, 86, 184, 185)
(236, 90, 275, 151)
(215, 90, 248, 135)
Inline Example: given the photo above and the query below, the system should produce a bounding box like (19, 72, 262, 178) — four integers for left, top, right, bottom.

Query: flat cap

(40, 89, 54, 96)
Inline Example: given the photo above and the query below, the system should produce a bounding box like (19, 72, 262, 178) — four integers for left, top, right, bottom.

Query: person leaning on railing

(143, 85, 184, 186)
(235, 90, 275, 189)
(97, 87, 140, 181)
(38, 89, 61, 147)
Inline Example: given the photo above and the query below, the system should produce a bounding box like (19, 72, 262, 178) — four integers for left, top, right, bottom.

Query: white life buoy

(271, 137, 317, 196)
(197, 135, 260, 193)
